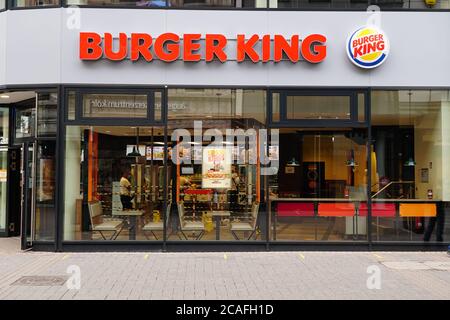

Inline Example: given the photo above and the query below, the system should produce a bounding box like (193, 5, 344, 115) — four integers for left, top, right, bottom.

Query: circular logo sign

(347, 26, 389, 69)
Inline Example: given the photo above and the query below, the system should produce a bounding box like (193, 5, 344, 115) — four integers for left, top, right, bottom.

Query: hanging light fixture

(346, 138, 359, 167)
(287, 157, 300, 166)
(404, 90, 416, 167)
(127, 127, 142, 157)
(345, 158, 359, 167)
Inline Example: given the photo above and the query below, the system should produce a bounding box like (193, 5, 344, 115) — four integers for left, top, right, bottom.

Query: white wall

(0, 13, 6, 86)
(0, 9, 449, 87)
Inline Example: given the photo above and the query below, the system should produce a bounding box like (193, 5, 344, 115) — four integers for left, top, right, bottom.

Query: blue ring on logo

(347, 28, 386, 68)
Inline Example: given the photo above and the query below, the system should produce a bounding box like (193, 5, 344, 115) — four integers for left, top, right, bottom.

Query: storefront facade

(0, 5, 449, 251)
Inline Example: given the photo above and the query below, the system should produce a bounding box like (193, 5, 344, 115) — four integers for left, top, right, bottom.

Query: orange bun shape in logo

(347, 26, 389, 69)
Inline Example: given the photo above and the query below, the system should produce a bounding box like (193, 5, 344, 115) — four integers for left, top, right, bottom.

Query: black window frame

(8, 0, 61, 10)
(268, 89, 369, 128)
(64, 87, 166, 126)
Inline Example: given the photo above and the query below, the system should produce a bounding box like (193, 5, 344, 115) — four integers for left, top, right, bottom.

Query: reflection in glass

(269, 129, 368, 241)
(15, 107, 35, 140)
(35, 141, 56, 240)
(64, 126, 166, 241)
(37, 92, 58, 137)
(0, 148, 7, 232)
(13, 0, 58, 7)
(269, 0, 449, 9)
(82, 93, 148, 118)
(167, 88, 266, 241)
(67, 91, 76, 121)
(371, 90, 450, 242)
(286, 95, 351, 120)
(0, 108, 9, 145)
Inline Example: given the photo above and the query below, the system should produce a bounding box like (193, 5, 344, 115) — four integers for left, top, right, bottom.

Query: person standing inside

(120, 169, 133, 210)
(228, 166, 240, 212)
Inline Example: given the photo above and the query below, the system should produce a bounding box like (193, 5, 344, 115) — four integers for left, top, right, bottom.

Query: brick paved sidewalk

(0, 238, 449, 300)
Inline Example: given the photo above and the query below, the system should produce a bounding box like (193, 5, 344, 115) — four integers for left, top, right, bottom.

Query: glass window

(82, 93, 148, 119)
(376, 0, 450, 9)
(64, 125, 166, 241)
(67, 0, 267, 7)
(155, 91, 162, 122)
(0, 107, 9, 145)
(286, 95, 351, 120)
(0, 0, 5, 10)
(35, 140, 56, 240)
(168, 88, 266, 124)
(37, 92, 58, 137)
(269, 0, 449, 9)
(13, 0, 59, 7)
(269, 128, 368, 241)
(15, 106, 35, 140)
(169, 0, 267, 7)
(167, 88, 266, 241)
(269, 0, 370, 9)
(0, 148, 7, 233)
(358, 93, 365, 123)
(67, 0, 150, 6)
(67, 91, 76, 121)
(371, 90, 450, 242)
(272, 93, 280, 123)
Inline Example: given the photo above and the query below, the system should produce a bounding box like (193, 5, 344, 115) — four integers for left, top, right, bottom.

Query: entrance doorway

(0, 90, 57, 249)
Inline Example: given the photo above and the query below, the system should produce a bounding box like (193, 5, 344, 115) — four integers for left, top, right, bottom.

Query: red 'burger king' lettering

(79, 32, 327, 64)
(205, 34, 227, 62)
(352, 34, 385, 59)
(301, 34, 327, 63)
(154, 33, 180, 62)
(79, 32, 103, 60)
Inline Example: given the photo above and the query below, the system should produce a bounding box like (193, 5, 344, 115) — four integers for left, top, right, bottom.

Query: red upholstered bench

(318, 203, 355, 217)
(277, 202, 315, 217)
(358, 203, 396, 217)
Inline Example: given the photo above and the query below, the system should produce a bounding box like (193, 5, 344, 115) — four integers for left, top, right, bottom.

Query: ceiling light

(0, 95, 10, 99)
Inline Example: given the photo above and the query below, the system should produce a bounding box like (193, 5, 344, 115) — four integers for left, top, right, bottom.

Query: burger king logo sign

(347, 26, 389, 69)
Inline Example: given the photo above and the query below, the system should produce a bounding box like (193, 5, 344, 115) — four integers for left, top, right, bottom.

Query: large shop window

(370, 90, 450, 242)
(64, 88, 165, 241)
(64, 125, 166, 241)
(268, 129, 369, 241)
(268, 90, 369, 241)
(167, 89, 266, 241)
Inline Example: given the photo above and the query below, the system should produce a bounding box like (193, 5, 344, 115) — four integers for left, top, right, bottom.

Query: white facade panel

(0, 9, 449, 87)
(5, 9, 61, 85)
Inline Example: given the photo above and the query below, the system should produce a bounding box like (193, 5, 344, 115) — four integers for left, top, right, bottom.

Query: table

(113, 210, 144, 240)
(207, 211, 231, 240)
(185, 189, 213, 218)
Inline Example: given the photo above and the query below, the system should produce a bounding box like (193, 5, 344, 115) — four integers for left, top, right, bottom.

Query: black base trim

(26, 240, 449, 252)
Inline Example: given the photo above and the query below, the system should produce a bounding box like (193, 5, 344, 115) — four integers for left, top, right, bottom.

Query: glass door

(20, 142, 35, 249)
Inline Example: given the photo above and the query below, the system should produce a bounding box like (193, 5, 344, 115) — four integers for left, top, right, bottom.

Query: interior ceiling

(0, 91, 36, 104)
